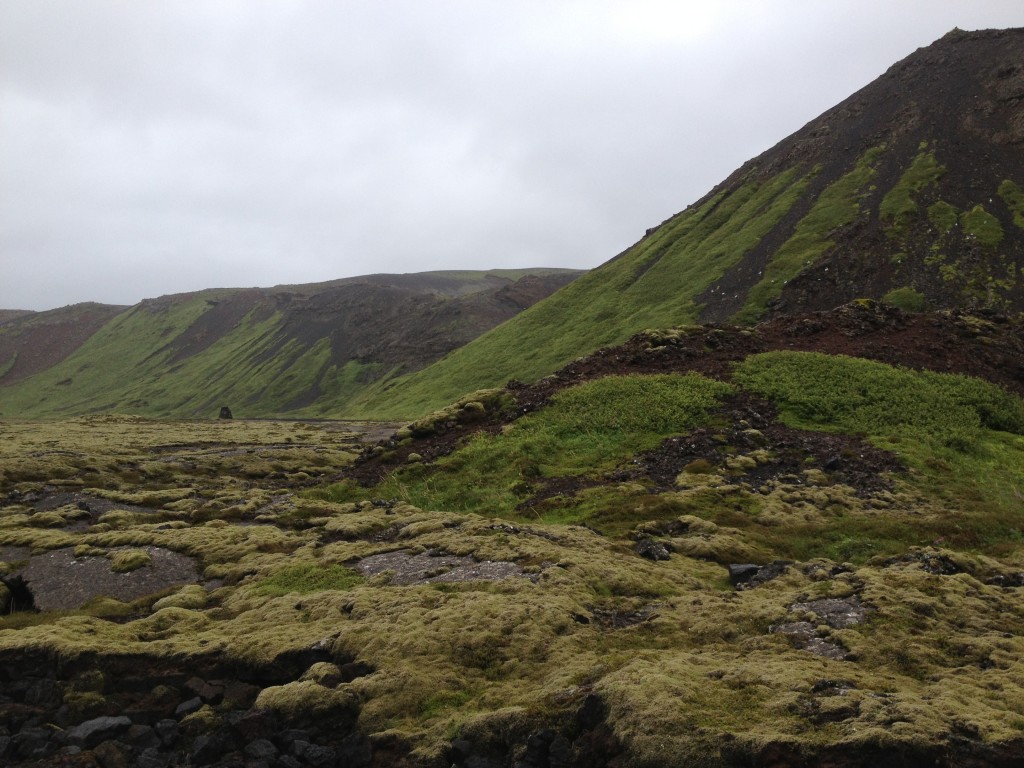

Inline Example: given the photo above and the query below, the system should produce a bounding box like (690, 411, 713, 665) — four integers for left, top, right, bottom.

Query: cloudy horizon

(2, 1, 1022, 312)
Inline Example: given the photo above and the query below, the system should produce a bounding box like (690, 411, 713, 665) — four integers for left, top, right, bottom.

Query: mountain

(353, 27, 1024, 418)
(0, 269, 580, 418)
(4, 30, 1024, 768)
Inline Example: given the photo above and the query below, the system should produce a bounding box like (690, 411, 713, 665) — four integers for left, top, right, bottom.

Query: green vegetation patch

(734, 352, 1024, 555)
(879, 148, 946, 236)
(926, 200, 959, 234)
(881, 286, 926, 312)
(734, 351, 1024, 448)
(960, 205, 1004, 248)
(332, 374, 732, 515)
(734, 146, 884, 324)
(998, 179, 1024, 228)
(253, 563, 364, 597)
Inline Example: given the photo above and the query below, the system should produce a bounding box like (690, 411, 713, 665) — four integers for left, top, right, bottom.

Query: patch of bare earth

(19, 547, 200, 611)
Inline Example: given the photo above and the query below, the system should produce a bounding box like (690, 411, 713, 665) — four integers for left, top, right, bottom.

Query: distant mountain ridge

(0, 269, 580, 418)
(350, 27, 1024, 418)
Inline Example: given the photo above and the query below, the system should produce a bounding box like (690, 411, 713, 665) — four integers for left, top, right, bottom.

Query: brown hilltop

(696, 27, 1024, 322)
(0, 303, 127, 386)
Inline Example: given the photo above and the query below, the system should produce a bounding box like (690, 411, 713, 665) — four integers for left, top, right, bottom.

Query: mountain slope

(0, 303, 128, 386)
(352, 27, 1024, 418)
(0, 270, 580, 418)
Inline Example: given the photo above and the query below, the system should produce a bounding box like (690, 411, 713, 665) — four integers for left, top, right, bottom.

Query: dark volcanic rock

(67, 715, 132, 748)
(729, 560, 793, 589)
(728, 564, 762, 587)
(634, 539, 671, 561)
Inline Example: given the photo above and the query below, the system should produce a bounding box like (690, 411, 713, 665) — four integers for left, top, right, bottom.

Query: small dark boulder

(66, 715, 132, 748)
(154, 718, 179, 748)
(729, 560, 792, 589)
(727, 564, 761, 587)
(987, 572, 1024, 588)
(244, 739, 278, 760)
(218, 406, 233, 419)
(190, 730, 230, 766)
(12, 726, 63, 760)
(174, 696, 203, 718)
(635, 539, 671, 561)
(336, 734, 373, 767)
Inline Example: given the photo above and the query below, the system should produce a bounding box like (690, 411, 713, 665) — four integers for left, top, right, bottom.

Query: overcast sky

(2, 1, 1022, 311)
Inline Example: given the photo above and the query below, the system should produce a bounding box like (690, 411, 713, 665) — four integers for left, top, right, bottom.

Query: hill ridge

(349, 27, 1024, 418)
(0, 269, 581, 417)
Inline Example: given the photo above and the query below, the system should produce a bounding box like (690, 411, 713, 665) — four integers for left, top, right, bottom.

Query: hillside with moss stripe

(4, 30, 1023, 422)
(352, 28, 1024, 418)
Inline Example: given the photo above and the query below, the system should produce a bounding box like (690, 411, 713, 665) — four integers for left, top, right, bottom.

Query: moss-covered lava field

(2, 303, 1024, 767)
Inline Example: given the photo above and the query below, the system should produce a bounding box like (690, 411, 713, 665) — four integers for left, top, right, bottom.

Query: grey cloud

(2, 0, 1022, 310)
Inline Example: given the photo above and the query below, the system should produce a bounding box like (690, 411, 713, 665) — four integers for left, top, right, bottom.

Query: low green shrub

(881, 286, 926, 312)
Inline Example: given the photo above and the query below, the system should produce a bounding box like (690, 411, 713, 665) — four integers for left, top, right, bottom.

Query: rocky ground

(1, 303, 1023, 767)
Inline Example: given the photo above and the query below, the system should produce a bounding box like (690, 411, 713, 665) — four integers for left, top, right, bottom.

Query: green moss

(927, 201, 959, 234)
(879, 150, 946, 236)
(152, 584, 208, 610)
(109, 549, 151, 573)
(733, 146, 884, 324)
(998, 180, 1024, 228)
(253, 563, 364, 597)
(881, 287, 926, 312)
(960, 205, 1004, 248)
(254, 680, 360, 726)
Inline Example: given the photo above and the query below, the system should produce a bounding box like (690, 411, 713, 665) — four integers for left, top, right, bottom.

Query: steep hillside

(0, 304, 129, 386)
(354, 28, 1024, 418)
(0, 270, 579, 419)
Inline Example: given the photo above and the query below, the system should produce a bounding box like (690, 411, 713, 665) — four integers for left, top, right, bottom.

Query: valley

(2, 302, 1024, 766)
(1, 25, 1023, 768)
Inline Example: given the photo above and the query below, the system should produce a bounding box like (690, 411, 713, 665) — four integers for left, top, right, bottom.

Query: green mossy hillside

(348, 167, 812, 418)
(732, 146, 884, 324)
(0, 269, 579, 420)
